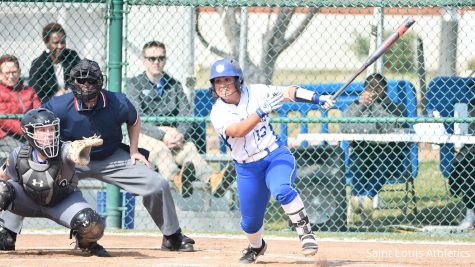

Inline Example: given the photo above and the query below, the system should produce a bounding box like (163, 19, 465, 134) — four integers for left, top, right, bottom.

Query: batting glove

(317, 95, 336, 110)
(256, 91, 284, 118)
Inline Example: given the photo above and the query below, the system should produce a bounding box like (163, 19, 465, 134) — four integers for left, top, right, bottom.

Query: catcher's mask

(209, 58, 243, 98)
(21, 108, 60, 158)
(68, 59, 103, 103)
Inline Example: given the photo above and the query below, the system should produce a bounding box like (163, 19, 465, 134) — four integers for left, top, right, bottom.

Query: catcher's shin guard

(0, 224, 16, 251)
(70, 208, 110, 257)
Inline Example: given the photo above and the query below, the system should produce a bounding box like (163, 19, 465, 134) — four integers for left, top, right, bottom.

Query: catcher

(0, 108, 110, 257)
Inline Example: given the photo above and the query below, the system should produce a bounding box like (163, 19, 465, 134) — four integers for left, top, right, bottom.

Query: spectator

(340, 73, 405, 221)
(449, 97, 475, 230)
(127, 41, 231, 198)
(0, 54, 41, 165)
(0, 108, 110, 256)
(29, 22, 80, 102)
(0, 59, 195, 252)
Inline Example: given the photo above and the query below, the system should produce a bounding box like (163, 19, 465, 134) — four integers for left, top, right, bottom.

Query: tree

(195, 7, 319, 84)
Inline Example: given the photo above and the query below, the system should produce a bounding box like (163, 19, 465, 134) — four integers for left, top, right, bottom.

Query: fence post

(438, 8, 459, 76)
(106, 0, 124, 229)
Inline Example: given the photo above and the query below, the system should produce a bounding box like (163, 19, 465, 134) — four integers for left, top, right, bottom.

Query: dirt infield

(0, 233, 474, 266)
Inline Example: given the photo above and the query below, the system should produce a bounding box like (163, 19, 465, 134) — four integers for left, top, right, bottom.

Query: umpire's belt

(237, 143, 279, 164)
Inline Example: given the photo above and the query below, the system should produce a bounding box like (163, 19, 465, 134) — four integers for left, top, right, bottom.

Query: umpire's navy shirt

(43, 90, 138, 160)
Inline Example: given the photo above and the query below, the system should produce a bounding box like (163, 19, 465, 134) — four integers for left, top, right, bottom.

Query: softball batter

(209, 58, 335, 264)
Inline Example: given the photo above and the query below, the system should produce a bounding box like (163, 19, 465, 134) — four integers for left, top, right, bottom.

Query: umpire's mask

(68, 59, 103, 103)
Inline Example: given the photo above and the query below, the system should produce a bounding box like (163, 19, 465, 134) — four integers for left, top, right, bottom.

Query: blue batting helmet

(209, 58, 243, 97)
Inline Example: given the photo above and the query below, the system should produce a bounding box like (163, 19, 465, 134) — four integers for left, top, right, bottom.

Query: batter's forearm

(225, 114, 261, 137)
(285, 85, 325, 104)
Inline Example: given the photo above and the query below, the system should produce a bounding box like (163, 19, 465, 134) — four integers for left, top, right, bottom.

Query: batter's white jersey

(210, 84, 286, 162)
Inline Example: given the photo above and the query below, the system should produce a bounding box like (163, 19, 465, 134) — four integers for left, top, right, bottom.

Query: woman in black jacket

(29, 22, 80, 102)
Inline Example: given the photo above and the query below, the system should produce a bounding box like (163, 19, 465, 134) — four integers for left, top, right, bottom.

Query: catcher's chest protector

(16, 145, 72, 206)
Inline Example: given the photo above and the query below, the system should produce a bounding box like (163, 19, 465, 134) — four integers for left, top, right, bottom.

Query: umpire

(0, 59, 194, 252)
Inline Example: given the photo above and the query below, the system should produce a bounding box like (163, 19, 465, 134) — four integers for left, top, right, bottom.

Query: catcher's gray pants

(1, 148, 180, 236)
(1, 181, 91, 232)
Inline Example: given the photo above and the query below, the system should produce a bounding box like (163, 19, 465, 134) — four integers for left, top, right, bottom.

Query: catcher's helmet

(21, 108, 60, 158)
(68, 59, 103, 103)
(209, 58, 243, 98)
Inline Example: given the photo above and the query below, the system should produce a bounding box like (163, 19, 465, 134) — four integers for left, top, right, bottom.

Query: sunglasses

(145, 56, 166, 63)
(76, 78, 98, 85)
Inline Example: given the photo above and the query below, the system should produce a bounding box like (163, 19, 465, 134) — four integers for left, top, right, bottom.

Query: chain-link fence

(0, 1, 474, 233)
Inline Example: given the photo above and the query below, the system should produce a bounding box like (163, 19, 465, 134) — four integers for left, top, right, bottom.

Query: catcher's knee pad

(0, 180, 15, 211)
(70, 208, 104, 247)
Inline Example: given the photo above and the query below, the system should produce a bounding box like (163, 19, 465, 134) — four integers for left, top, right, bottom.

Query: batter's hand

(318, 95, 336, 110)
(256, 91, 284, 118)
(130, 151, 152, 168)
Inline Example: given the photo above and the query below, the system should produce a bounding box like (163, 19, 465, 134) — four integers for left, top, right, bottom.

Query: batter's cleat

(0, 225, 16, 251)
(81, 242, 111, 257)
(299, 233, 318, 256)
(161, 229, 195, 252)
(239, 239, 267, 264)
(173, 162, 195, 198)
(209, 163, 234, 198)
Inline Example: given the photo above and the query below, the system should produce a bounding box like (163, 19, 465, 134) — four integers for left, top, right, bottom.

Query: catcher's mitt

(67, 135, 103, 166)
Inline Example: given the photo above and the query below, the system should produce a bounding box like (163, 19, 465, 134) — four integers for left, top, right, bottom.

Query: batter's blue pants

(235, 146, 298, 233)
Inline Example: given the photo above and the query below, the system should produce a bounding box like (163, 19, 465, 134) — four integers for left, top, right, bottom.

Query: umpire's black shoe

(161, 229, 195, 252)
(0, 225, 16, 251)
(239, 239, 267, 264)
(81, 242, 111, 257)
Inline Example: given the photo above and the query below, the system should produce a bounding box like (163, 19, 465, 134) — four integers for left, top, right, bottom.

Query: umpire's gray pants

(1, 148, 180, 236)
